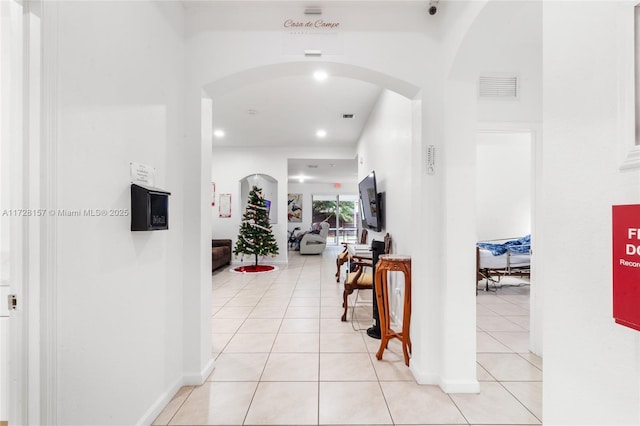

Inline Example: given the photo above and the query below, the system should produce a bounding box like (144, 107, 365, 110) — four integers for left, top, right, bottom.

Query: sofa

(299, 222, 330, 255)
(212, 239, 232, 272)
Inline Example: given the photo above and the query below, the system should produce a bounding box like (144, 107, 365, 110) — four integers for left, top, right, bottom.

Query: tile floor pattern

(154, 246, 542, 425)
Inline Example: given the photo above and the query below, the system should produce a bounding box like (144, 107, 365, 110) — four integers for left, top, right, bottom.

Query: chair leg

(341, 287, 351, 322)
(336, 257, 347, 282)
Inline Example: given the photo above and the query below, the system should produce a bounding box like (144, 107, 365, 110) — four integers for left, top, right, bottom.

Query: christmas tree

(234, 186, 279, 267)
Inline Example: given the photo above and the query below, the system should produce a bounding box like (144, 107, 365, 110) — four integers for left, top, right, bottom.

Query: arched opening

(240, 174, 278, 224)
(205, 61, 421, 265)
(204, 61, 429, 384)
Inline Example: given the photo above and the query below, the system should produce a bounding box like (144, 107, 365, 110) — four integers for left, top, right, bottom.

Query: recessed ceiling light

(316, 129, 327, 138)
(214, 129, 225, 138)
(313, 70, 328, 81)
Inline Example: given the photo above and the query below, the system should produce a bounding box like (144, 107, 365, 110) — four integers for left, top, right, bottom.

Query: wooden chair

(341, 232, 391, 322)
(335, 228, 368, 282)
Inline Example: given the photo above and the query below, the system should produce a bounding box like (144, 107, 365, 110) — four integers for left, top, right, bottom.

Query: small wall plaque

(219, 194, 231, 218)
(130, 162, 155, 186)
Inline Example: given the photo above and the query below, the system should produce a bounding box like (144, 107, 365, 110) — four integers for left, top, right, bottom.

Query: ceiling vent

(478, 74, 519, 100)
(342, 114, 355, 119)
(307, 164, 319, 169)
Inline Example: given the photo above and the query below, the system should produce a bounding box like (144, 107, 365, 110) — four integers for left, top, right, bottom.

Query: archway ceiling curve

(205, 61, 421, 151)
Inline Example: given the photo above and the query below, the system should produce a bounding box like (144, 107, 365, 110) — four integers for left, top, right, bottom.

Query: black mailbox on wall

(131, 183, 171, 231)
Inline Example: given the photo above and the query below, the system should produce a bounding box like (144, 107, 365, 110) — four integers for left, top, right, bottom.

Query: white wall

(541, 2, 640, 424)
(450, 0, 542, 124)
(441, 0, 543, 389)
(356, 89, 414, 335)
(357, 89, 413, 256)
(476, 131, 532, 241)
(212, 148, 287, 263)
(54, 2, 190, 424)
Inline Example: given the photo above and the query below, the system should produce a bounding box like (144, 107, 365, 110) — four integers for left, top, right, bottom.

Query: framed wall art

(287, 193, 302, 222)
(219, 193, 231, 218)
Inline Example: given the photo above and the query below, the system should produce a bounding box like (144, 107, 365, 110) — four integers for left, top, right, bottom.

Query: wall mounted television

(358, 171, 383, 232)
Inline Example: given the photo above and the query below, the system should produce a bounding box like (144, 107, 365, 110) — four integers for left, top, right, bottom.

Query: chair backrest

(359, 228, 368, 244)
(319, 222, 330, 238)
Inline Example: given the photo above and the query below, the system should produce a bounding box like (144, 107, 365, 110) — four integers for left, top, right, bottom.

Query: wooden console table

(374, 254, 412, 366)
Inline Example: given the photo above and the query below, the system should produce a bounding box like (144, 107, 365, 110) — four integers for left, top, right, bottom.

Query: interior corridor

(153, 246, 541, 425)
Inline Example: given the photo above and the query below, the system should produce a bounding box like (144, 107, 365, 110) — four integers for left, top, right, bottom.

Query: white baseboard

(136, 358, 216, 426)
(136, 377, 183, 426)
(410, 364, 440, 385)
(439, 378, 480, 394)
(183, 357, 215, 385)
(410, 364, 480, 394)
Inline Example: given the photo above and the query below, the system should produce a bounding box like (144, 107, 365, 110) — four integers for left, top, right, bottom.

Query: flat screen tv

(358, 171, 382, 232)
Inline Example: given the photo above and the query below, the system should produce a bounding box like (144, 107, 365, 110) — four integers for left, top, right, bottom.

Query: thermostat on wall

(426, 145, 436, 175)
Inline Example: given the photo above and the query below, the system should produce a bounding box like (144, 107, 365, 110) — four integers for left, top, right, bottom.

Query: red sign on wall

(612, 205, 640, 332)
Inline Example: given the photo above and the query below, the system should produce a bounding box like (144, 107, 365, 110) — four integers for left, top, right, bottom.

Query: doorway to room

(475, 128, 541, 356)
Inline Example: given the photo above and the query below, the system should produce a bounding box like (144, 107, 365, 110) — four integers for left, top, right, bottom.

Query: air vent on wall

(478, 74, 519, 99)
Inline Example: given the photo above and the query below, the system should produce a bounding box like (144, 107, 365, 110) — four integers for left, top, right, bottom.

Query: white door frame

(1, 1, 57, 424)
(38, 0, 59, 424)
(1, 1, 28, 424)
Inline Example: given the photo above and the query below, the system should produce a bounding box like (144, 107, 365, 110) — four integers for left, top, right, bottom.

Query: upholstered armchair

(299, 222, 330, 254)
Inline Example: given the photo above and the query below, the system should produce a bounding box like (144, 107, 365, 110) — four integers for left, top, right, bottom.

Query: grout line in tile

(163, 385, 196, 426)
(497, 380, 543, 424)
(446, 392, 472, 426)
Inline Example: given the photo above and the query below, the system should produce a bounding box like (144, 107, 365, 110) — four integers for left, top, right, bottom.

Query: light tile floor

(154, 246, 542, 425)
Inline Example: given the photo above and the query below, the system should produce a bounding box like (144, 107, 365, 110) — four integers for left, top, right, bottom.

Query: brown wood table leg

(373, 255, 412, 366)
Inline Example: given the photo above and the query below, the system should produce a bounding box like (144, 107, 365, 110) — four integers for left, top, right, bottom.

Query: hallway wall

(476, 132, 532, 241)
(541, 1, 640, 424)
(356, 88, 416, 335)
(357, 90, 413, 259)
(53, 2, 187, 424)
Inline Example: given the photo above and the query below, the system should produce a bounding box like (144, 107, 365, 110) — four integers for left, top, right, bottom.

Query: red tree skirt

(233, 264, 276, 273)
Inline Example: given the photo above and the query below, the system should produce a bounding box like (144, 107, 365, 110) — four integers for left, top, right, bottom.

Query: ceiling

(211, 73, 383, 184)
(287, 158, 359, 185)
